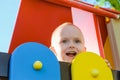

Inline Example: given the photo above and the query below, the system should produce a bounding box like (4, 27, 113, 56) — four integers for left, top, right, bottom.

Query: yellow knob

(94, 5, 100, 9)
(105, 17, 110, 23)
(33, 60, 43, 70)
(91, 69, 99, 77)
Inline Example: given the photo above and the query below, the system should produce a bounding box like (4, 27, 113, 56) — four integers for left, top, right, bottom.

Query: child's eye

(62, 40, 67, 43)
(75, 40, 80, 43)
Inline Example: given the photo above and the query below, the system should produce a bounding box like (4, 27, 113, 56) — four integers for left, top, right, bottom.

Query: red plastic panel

(9, 0, 72, 53)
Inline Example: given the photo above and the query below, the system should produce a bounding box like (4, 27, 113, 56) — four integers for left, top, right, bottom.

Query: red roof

(46, 0, 120, 19)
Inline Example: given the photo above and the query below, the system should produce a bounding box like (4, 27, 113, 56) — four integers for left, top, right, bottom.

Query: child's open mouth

(66, 51, 77, 57)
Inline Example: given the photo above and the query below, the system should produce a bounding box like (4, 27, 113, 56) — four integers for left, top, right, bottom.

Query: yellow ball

(33, 60, 43, 70)
(91, 69, 99, 77)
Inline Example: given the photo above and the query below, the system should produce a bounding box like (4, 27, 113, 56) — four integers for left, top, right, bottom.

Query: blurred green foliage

(96, 0, 120, 11)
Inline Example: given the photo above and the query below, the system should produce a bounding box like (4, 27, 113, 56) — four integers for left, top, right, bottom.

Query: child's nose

(69, 42, 75, 48)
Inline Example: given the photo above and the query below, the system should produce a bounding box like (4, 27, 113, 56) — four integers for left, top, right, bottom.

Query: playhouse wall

(8, 0, 72, 53)
(107, 19, 120, 70)
(93, 15, 115, 69)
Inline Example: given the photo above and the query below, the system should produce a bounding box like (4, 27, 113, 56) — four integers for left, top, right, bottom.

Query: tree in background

(82, 0, 120, 11)
(96, 0, 120, 11)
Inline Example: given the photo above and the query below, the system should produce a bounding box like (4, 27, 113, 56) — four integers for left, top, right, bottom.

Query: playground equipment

(0, 0, 120, 80)
(0, 42, 114, 80)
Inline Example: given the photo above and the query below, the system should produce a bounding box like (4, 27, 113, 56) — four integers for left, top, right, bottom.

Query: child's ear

(49, 46, 57, 56)
(83, 47, 86, 52)
(49, 46, 54, 51)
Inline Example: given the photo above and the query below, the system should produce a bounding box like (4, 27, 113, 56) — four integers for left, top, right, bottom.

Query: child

(50, 22, 86, 63)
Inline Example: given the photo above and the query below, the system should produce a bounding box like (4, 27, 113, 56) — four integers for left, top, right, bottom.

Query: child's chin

(66, 58, 74, 63)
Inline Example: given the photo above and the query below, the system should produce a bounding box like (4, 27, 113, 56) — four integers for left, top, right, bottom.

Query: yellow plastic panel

(71, 52, 113, 80)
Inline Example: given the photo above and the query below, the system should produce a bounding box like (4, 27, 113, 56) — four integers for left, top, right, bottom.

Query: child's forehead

(51, 23, 84, 40)
(57, 25, 81, 35)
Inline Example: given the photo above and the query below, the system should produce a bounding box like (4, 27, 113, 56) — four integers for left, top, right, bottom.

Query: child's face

(51, 24, 85, 63)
